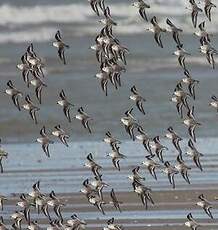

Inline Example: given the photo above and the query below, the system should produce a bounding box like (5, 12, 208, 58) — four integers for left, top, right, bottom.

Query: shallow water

(0, 139, 218, 229)
(0, 137, 217, 192)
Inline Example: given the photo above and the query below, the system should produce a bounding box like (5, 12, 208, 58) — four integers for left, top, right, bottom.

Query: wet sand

(0, 139, 218, 229)
(2, 190, 218, 229)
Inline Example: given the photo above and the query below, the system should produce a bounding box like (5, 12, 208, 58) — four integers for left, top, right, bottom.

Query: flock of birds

(0, 0, 218, 229)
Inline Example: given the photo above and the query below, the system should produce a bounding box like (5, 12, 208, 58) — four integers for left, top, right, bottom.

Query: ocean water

(0, 0, 217, 159)
(0, 0, 218, 43)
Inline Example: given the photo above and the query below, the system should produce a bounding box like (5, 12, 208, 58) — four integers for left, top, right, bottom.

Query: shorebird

(36, 126, 54, 158)
(209, 95, 218, 111)
(129, 85, 146, 115)
(11, 211, 24, 230)
(135, 126, 152, 154)
(146, 16, 166, 48)
(57, 90, 74, 123)
(132, 180, 154, 209)
(142, 155, 160, 180)
(109, 188, 122, 212)
(204, 0, 216, 22)
(80, 178, 98, 198)
(196, 194, 213, 219)
(66, 214, 87, 230)
(0, 195, 7, 211)
(16, 53, 31, 87)
(162, 161, 179, 189)
(173, 82, 190, 109)
(173, 44, 191, 70)
(165, 127, 182, 155)
(28, 181, 42, 199)
(166, 18, 183, 46)
(185, 213, 200, 230)
(175, 154, 191, 184)
(30, 71, 47, 104)
(150, 136, 168, 162)
(51, 125, 70, 147)
(121, 108, 140, 141)
(128, 166, 145, 184)
(84, 153, 102, 179)
(171, 94, 185, 118)
(194, 21, 211, 45)
(88, 0, 100, 16)
(95, 70, 110, 96)
(87, 194, 106, 215)
(183, 106, 201, 142)
(104, 218, 123, 230)
(12, 222, 21, 230)
(103, 131, 121, 148)
(200, 39, 217, 69)
(53, 30, 69, 65)
(0, 140, 8, 173)
(47, 191, 65, 221)
(188, 0, 203, 28)
(16, 194, 34, 224)
(26, 44, 44, 78)
(90, 35, 103, 63)
(22, 95, 40, 124)
(110, 43, 129, 65)
(107, 145, 126, 171)
(180, 70, 199, 100)
(132, 0, 150, 21)
(75, 107, 93, 133)
(186, 139, 204, 171)
(34, 194, 48, 215)
(89, 175, 109, 200)
(5, 80, 23, 111)
(99, 7, 117, 27)
(110, 61, 126, 85)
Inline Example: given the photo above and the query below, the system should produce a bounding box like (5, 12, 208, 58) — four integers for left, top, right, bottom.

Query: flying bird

(22, 95, 40, 124)
(147, 16, 166, 48)
(5, 80, 23, 111)
(57, 90, 74, 123)
(129, 85, 146, 115)
(36, 126, 54, 157)
(53, 30, 70, 65)
(132, 0, 150, 21)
